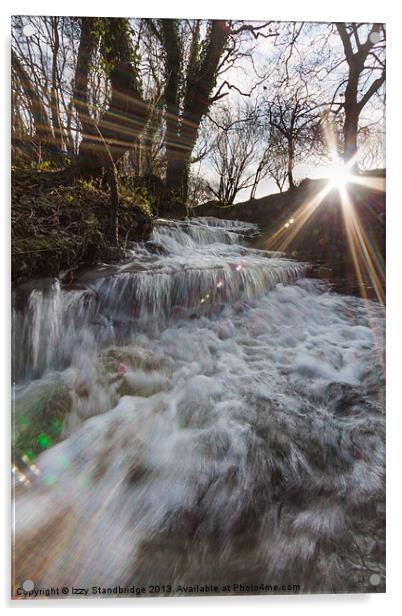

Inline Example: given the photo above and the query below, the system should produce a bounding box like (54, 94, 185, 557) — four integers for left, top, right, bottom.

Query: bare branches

(206, 103, 263, 204)
(358, 69, 386, 112)
(11, 48, 56, 149)
(11, 15, 386, 201)
(333, 23, 386, 161)
(229, 21, 278, 40)
(210, 78, 263, 103)
(336, 23, 355, 64)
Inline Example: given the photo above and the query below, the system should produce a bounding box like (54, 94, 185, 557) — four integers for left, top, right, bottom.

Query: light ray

(265, 184, 332, 252)
(261, 117, 385, 311)
(339, 185, 385, 306)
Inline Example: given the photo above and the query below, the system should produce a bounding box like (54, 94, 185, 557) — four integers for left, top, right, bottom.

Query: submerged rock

(13, 375, 72, 460)
(117, 370, 169, 398)
(325, 382, 365, 416)
(100, 345, 159, 373)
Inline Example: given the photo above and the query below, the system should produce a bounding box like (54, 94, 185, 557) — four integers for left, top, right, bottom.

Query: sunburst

(262, 122, 385, 309)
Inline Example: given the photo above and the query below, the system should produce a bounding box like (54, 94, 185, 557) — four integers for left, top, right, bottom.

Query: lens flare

(260, 120, 385, 311)
(326, 161, 353, 191)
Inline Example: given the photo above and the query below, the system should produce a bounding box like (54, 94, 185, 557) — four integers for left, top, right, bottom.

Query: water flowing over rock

(12, 217, 385, 595)
(12, 218, 303, 381)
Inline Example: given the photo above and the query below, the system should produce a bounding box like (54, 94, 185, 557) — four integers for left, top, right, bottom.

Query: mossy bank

(12, 168, 154, 284)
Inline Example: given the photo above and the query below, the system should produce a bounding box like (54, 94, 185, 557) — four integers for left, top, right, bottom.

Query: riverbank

(11, 168, 154, 284)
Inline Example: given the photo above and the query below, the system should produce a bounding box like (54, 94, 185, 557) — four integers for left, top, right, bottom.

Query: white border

(2, 1, 401, 614)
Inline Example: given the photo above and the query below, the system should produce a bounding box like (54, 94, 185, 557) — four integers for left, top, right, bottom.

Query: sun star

(326, 161, 354, 191)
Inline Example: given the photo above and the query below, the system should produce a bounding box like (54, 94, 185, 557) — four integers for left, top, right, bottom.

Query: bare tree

(187, 172, 211, 208)
(11, 49, 56, 155)
(207, 104, 263, 205)
(11, 16, 83, 162)
(149, 19, 279, 210)
(268, 21, 385, 169)
(10, 16, 386, 215)
(153, 19, 231, 209)
(334, 23, 385, 165)
(264, 81, 322, 189)
(262, 136, 288, 193)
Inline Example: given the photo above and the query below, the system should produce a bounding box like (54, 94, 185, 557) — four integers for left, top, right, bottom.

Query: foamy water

(12, 217, 385, 595)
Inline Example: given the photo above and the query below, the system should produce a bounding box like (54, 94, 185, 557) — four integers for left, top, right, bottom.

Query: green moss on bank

(12, 168, 154, 283)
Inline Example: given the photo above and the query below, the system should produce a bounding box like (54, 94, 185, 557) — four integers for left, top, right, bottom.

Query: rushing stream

(12, 217, 385, 596)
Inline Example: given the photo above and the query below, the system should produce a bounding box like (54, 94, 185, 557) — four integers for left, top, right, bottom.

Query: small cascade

(12, 217, 305, 382)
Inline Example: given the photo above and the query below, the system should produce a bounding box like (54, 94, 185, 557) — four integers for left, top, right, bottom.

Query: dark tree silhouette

(156, 19, 276, 211)
(74, 17, 149, 173)
(157, 19, 230, 211)
(335, 23, 385, 165)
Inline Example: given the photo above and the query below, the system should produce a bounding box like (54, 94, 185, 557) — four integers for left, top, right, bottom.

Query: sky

(12, 17, 385, 204)
(198, 20, 385, 203)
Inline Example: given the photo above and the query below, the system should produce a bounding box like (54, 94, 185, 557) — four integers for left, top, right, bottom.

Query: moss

(11, 168, 154, 282)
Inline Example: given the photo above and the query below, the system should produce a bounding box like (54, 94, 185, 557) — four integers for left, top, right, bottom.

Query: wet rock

(100, 345, 157, 373)
(325, 382, 365, 416)
(117, 370, 169, 397)
(145, 241, 169, 256)
(13, 375, 72, 460)
(126, 462, 151, 484)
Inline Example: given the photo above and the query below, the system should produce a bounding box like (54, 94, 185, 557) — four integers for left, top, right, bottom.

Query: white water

(12, 217, 385, 595)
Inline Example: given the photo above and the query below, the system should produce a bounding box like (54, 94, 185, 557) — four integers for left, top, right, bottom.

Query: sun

(326, 161, 353, 191)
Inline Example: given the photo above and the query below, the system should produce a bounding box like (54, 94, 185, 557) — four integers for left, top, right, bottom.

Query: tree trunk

(335, 24, 385, 171)
(161, 20, 229, 214)
(343, 108, 359, 165)
(160, 19, 182, 194)
(50, 17, 64, 156)
(75, 18, 148, 175)
(342, 64, 360, 168)
(72, 17, 100, 173)
(287, 139, 295, 190)
(65, 99, 75, 157)
(98, 19, 149, 162)
(107, 165, 120, 245)
(142, 104, 161, 176)
(164, 129, 195, 207)
(250, 161, 264, 200)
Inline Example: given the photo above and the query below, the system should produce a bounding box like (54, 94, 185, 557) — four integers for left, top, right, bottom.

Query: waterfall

(12, 218, 305, 382)
(12, 217, 385, 595)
